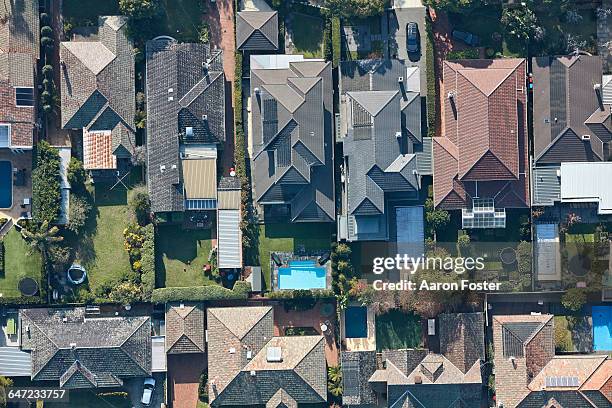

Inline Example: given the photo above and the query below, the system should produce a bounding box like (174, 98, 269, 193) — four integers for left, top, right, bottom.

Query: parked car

(452, 29, 480, 47)
(141, 378, 156, 406)
(406, 22, 420, 53)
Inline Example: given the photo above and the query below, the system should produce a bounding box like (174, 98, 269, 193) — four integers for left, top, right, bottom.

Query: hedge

(32, 141, 62, 224)
(140, 224, 155, 301)
(232, 280, 252, 297)
(265, 288, 335, 300)
(447, 48, 479, 60)
(151, 285, 249, 303)
(0, 241, 4, 275)
(331, 16, 341, 68)
(425, 18, 436, 138)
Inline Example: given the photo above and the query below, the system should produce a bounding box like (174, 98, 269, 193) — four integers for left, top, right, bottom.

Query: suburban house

(236, 11, 279, 52)
(492, 314, 611, 408)
(146, 39, 225, 222)
(342, 313, 485, 407)
(531, 56, 612, 213)
(59, 16, 135, 174)
(19, 307, 151, 388)
(165, 302, 205, 354)
(434, 58, 529, 229)
(207, 306, 327, 407)
(249, 55, 335, 223)
(0, 0, 39, 220)
(338, 59, 431, 243)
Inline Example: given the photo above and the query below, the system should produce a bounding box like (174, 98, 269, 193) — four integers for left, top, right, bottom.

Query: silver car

(141, 377, 156, 406)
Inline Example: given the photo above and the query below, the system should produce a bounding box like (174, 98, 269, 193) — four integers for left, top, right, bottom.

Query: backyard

(155, 224, 216, 288)
(286, 12, 325, 58)
(257, 223, 333, 290)
(554, 315, 593, 353)
(376, 310, 423, 351)
(0, 228, 43, 299)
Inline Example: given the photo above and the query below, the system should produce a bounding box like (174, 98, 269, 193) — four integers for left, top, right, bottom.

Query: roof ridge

(118, 318, 150, 374)
(578, 356, 609, 390)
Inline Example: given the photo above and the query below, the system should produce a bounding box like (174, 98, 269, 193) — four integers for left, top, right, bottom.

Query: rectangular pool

(345, 306, 368, 338)
(0, 161, 11, 209)
(277, 260, 327, 290)
(593, 306, 612, 351)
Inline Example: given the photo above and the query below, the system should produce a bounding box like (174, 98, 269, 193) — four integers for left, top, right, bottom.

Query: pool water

(0, 161, 11, 209)
(345, 306, 368, 338)
(593, 306, 612, 351)
(277, 260, 327, 290)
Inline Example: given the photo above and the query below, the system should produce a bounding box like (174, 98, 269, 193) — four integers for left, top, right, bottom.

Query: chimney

(414, 375, 422, 384)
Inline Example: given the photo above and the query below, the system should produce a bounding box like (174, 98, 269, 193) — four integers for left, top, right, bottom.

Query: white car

(141, 378, 156, 406)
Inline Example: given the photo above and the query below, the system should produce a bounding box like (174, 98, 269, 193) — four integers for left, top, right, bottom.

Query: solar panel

(545, 376, 579, 388)
(343, 360, 360, 398)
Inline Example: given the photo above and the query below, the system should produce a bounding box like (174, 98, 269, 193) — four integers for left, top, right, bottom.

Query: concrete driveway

(388, 4, 428, 95)
(125, 373, 166, 408)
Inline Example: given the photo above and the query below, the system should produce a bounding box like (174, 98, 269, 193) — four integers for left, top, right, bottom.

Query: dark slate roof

(532, 55, 611, 164)
(20, 307, 151, 388)
(387, 383, 483, 408)
(0, 0, 39, 56)
(145, 39, 225, 213)
(236, 11, 278, 51)
(60, 16, 135, 139)
(340, 59, 423, 225)
(439, 313, 485, 374)
(517, 391, 599, 408)
(250, 60, 335, 222)
(165, 303, 205, 354)
(341, 351, 378, 406)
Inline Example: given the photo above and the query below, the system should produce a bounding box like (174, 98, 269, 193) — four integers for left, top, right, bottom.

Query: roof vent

(247, 350, 253, 360)
(25, 325, 30, 334)
(62, 317, 68, 323)
(250, 370, 256, 376)
(202, 114, 208, 121)
(179, 303, 185, 309)
(202, 61, 210, 69)
(398, 76, 404, 83)
(186, 127, 194, 138)
(395, 131, 402, 139)
(171, 164, 177, 170)
(254, 87, 261, 95)
(168, 96, 174, 101)
(414, 375, 422, 384)
(556, 169, 561, 178)
(168, 88, 174, 93)
(447, 91, 456, 100)
(581, 134, 591, 141)
(229, 347, 236, 354)
(266, 346, 282, 362)
(160, 165, 166, 173)
(70, 343, 77, 349)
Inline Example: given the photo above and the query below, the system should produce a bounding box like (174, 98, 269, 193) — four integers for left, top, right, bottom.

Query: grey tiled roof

(145, 39, 225, 213)
(438, 313, 485, 374)
(20, 307, 151, 388)
(251, 60, 335, 222)
(341, 351, 378, 406)
(0, 0, 39, 56)
(207, 307, 327, 407)
(340, 59, 423, 230)
(532, 55, 611, 164)
(165, 303, 205, 354)
(236, 11, 279, 51)
(60, 16, 135, 136)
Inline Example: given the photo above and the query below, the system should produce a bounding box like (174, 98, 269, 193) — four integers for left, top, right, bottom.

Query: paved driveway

(125, 373, 166, 408)
(388, 5, 428, 95)
(168, 353, 206, 408)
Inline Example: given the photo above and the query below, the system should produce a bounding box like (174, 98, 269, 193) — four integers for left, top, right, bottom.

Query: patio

(273, 300, 339, 366)
(0, 150, 33, 221)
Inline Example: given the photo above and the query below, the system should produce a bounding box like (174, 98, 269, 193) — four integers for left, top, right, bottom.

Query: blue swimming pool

(345, 306, 368, 338)
(0, 161, 11, 209)
(277, 260, 327, 290)
(593, 306, 612, 351)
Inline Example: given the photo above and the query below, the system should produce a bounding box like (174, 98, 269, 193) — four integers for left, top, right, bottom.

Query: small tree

(67, 194, 92, 235)
(501, 7, 544, 42)
(21, 221, 64, 264)
(425, 198, 450, 239)
(561, 288, 587, 312)
(42, 64, 53, 77)
(41, 25, 53, 36)
(67, 157, 87, 192)
(327, 366, 342, 397)
(129, 187, 151, 226)
(109, 281, 143, 305)
(119, 0, 162, 19)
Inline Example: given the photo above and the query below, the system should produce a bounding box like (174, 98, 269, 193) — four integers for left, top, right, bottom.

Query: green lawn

(376, 310, 423, 351)
(46, 390, 131, 408)
(156, 224, 215, 288)
(0, 228, 42, 298)
(288, 13, 324, 58)
(62, 0, 120, 22)
(257, 223, 333, 290)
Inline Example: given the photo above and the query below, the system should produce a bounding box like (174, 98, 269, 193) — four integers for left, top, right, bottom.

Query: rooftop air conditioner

(581, 134, 591, 141)
(202, 114, 208, 121)
(594, 83, 601, 91)
(398, 76, 404, 83)
(229, 347, 236, 354)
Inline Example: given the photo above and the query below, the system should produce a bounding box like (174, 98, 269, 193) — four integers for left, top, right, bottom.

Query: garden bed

(376, 310, 423, 351)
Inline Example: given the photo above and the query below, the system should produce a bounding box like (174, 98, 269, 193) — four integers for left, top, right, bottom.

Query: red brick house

(433, 59, 529, 228)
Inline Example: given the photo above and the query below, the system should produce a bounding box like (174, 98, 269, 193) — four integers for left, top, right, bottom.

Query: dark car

(452, 29, 480, 47)
(406, 22, 420, 53)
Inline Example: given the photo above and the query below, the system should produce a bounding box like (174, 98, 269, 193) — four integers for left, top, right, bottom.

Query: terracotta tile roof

(83, 129, 117, 170)
(434, 59, 529, 210)
(528, 355, 607, 392)
(165, 302, 205, 354)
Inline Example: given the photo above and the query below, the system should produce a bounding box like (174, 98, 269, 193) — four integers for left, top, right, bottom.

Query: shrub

(151, 285, 249, 303)
(554, 323, 572, 352)
(119, 0, 162, 19)
(32, 141, 61, 224)
(331, 16, 341, 68)
(425, 198, 449, 238)
(425, 18, 436, 137)
(232, 280, 251, 297)
(198, 23, 210, 43)
(198, 371, 208, 402)
(67, 194, 92, 235)
(447, 48, 479, 59)
(140, 224, 155, 301)
(561, 288, 587, 312)
(41, 36, 54, 48)
(67, 157, 86, 192)
(48, 244, 72, 267)
(109, 281, 143, 305)
(129, 187, 151, 226)
(42, 64, 53, 77)
(41, 26, 53, 36)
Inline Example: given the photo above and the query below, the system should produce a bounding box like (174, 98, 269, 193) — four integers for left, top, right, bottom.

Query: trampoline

(18, 277, 39, 297)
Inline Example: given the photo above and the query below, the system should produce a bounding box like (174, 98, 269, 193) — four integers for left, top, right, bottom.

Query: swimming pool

(277, 260, 327, 290)
(0, 161, 11, 209)
(345, 306, 368, 338)
(593, 306, 612, 351)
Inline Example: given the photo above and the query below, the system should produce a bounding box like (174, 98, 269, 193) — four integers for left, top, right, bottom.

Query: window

(15, 87, 34, 107)
(0, 124, 9, 148)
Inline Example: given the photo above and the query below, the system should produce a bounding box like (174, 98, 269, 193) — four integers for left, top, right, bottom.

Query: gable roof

(250, 59, 335, 222)
(165, 302, 205, 354)
(207, 307, 326, 407)
(236, 11, 278, 51)
(434, 58, 529, 210)
(60, 16, 135, 135)
(532, 55, 611, 164)
(20, 307, 151, 388)
(439, 313, 485, 374)
(145, 39, 225, 213)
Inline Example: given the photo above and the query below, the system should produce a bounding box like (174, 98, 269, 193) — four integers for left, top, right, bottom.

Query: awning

(0, 347, 32, 377)
(182, 158, 217, 200)
(217, 209, 242, 269)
